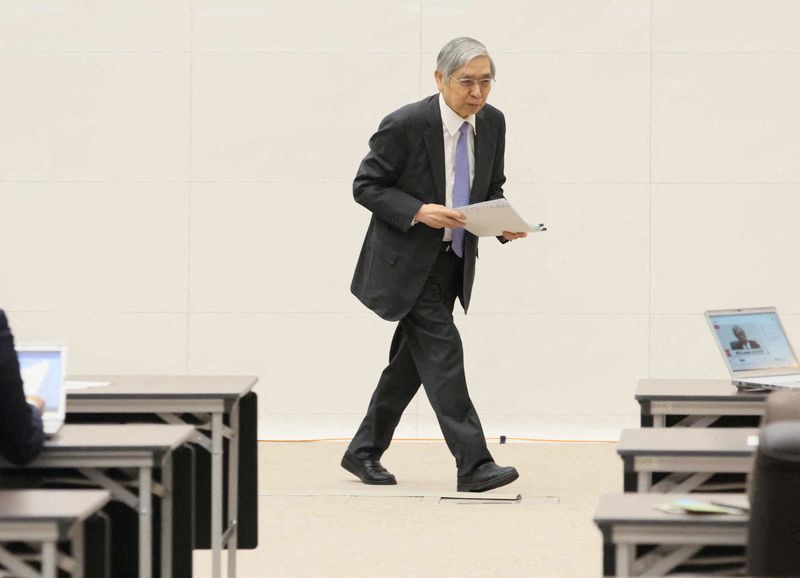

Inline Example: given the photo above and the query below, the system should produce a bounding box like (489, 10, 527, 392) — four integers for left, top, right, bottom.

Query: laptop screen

(707, 310, 798, 373)
(17, 347, 65, 414)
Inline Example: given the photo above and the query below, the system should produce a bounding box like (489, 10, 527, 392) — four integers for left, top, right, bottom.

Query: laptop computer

(16, 345, 67, 436)
(706, 307, 800, 391)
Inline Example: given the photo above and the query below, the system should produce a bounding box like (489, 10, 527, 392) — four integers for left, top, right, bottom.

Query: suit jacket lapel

(423, 97, 446, 205)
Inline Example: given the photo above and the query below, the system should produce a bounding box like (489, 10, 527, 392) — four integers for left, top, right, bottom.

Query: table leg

(72, 520, 85, 578)
(638, 471, 652, 492)
(42, 541, 57, 578)
(227, 400, 240, 578)
(212, 412, 223, 578)
(615, 543, 634, 577)
(140, 467, 153, 578)
(161, 452, 174, 578)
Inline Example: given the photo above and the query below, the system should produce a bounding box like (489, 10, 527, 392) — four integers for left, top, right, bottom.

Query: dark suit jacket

(0, 310, 45, 465)
(351, 95, 507, 321)
(731, 340, 761, 350)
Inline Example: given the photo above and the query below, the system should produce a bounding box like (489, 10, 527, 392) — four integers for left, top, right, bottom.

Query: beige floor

(193, 439, 621, 578)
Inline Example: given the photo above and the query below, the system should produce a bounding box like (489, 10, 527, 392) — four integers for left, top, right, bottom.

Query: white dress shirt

(439, 93, 476, 241)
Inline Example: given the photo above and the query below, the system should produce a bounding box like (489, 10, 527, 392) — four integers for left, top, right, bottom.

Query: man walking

(344, 37, 526, 492)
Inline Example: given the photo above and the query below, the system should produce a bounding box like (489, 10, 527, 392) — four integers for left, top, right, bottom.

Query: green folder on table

(656, 498, 749, 515)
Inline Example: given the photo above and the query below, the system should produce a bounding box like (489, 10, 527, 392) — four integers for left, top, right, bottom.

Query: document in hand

(454, 198, 546, 237)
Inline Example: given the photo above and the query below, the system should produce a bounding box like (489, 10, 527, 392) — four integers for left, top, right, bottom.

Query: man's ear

(434, 70, 444, 91)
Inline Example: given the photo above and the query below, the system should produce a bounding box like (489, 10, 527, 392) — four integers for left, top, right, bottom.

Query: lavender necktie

(452, 121, 470, 258)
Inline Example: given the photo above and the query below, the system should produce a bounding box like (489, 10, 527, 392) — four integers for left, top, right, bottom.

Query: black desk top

(66, 375, 257, 399)
(41, 424, 197, 452)
(617, 427, 758, 457)
(594, 492, 749, 527)
(636, 378, 769, 402)
(0, 425, 197, 470)
(0, 489, 110, 524)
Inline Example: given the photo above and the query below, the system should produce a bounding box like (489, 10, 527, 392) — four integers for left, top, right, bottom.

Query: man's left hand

(502, 231, 528, 241)
(26, 395, 45, 413)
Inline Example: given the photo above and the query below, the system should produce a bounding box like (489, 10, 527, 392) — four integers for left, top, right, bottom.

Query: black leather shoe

(457, 462, 519, 492)
(341, 451, 397, 485)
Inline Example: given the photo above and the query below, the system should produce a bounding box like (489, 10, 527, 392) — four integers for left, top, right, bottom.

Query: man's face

(734, 328, 747, 344)
(435, 56, 493, 118)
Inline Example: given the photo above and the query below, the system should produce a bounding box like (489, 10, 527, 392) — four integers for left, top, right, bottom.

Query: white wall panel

(475, 54, 651, 183)
(652, 54, 800, 183)
(191, 53, 420, 182)
(258, 412, 419, 440)
(414, 314, 648, 417)
(470, 184, 650, 314)
(653, 0, 800, 52)
(651, 184, 800, 315)
(189, 183, 366, 313)
(0, 1, 191, 51)
(651, 315, 800, 379)
(421, 0, 650, 53)
(193, 0, 419, 52)
(0, 53, 191, 182)
(6, 312, 188, 374)
(0, 183, 189, 312)
(417, 413, 637, 441)
(650, 314, 726, 379)
(188, 312, 396, 414)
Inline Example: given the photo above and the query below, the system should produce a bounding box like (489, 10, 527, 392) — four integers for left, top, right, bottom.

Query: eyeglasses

(448, 76, 494, 90)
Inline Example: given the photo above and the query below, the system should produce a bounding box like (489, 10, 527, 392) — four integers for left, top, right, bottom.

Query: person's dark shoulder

(0, 309, 10, 338)
(478, 102, 505, 126)
(387, 94, 436, 119)
(380, 95, 437, 131)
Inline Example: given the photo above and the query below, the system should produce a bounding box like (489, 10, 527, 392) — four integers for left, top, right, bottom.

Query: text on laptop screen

(17, 350, 63, 412)
(709, 311, 798, 372)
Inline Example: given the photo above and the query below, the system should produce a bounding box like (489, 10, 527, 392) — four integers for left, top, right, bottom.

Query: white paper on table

(64, 380, 112, 391)
(453, 198, 545, 237)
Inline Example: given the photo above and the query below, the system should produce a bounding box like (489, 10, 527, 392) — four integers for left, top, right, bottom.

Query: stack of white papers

(64, 380, 111, 391)
(454, 198, 546, 237)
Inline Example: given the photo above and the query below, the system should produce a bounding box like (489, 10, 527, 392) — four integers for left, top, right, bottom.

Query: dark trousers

(348, 245, 493, 476)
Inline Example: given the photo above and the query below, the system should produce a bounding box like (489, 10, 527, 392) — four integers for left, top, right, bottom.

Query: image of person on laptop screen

(0, 310, 45, 465)
(730, 325, 761, 351)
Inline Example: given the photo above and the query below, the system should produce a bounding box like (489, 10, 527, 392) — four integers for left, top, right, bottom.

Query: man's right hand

(414, 204, 467, 230)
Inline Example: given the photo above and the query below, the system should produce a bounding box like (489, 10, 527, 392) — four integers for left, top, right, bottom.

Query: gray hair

(436, 37, 495, 79)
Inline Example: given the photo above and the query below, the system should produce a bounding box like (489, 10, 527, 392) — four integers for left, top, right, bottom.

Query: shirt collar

(439, 93, 476, 138)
